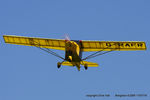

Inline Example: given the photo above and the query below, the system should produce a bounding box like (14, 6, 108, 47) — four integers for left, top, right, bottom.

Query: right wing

(3, 35, 66, 50)
(80, 40, 147, 52)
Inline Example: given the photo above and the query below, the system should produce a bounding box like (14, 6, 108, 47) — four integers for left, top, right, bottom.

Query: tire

(57, 62, 61, 68)
(84, 64, 88, 70)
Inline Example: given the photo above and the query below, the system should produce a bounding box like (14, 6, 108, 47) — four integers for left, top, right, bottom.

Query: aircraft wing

(80, 40, 146, 52)
(3, 35, 66, 50)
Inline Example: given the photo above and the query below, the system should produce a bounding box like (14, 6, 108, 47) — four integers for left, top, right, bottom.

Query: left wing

(3, 35, 66, 50)
(80, 40, 147, 52)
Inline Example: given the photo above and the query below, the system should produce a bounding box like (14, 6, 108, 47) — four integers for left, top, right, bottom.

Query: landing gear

(84, 64, 88, 70)
(57, 62, 61, 68)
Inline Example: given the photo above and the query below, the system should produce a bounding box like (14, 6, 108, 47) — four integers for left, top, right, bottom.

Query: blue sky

(0, 0, 150, 100)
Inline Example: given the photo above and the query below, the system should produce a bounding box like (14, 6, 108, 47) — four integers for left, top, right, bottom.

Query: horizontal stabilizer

(61, 61, 74, 66)
(81, 61, 98, 67)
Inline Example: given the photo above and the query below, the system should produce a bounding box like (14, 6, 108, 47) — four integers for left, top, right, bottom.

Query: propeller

(64, 33, 70, 41)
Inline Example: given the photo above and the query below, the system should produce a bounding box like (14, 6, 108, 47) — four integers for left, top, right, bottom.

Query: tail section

(61, 61, 74, 66)
(61, 61, 80, 71)
(59, 61, 98, 71)
(81, 61, 99, 67)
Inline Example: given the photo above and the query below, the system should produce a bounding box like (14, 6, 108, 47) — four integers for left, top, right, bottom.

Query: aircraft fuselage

(65, 40, 82, 70)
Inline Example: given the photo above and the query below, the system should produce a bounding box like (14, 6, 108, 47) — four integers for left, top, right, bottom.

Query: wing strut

(82, 51, 114, 60)
(36, 47, 65, 60)
(29, 40, 65, 60)
(82, 44, 117, 60)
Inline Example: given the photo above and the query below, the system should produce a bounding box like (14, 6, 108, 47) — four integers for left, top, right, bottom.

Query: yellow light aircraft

(3, 35, 147, 71)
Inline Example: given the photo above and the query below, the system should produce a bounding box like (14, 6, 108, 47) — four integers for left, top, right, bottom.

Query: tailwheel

(57, 62, 61, 68)
(84, 64, 88, 70)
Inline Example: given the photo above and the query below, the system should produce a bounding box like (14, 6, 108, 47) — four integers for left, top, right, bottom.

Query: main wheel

(84, 64, 88, 70)
(57, 62, 61, 68)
